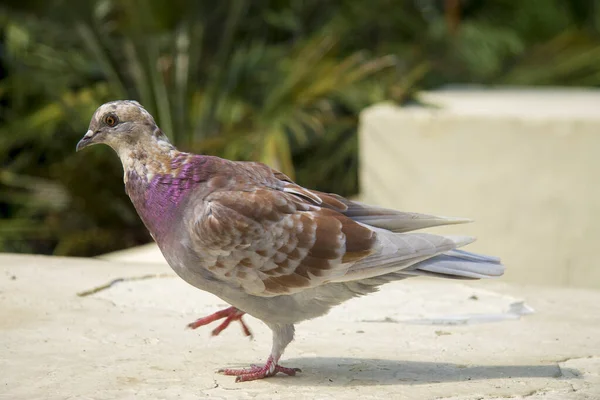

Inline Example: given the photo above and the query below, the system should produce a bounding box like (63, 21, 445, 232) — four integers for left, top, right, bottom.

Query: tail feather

(333, 233, 476, 283)
(333, 228, 504, 283)
(344, 201, 472, 233)
(325, 200, 505, 284)
(412, 249, 504, 279)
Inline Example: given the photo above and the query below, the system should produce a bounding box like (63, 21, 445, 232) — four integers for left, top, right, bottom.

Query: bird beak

(76, 130, 96, 152)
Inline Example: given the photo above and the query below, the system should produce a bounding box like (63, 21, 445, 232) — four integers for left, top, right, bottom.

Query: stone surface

(1, 253, 600, 399)
(98, 243, 166, 265)
(359, 89, 600, 289)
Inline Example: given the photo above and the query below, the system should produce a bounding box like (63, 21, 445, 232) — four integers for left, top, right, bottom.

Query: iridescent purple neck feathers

(125, 154, 218, 239)
(147, 154, 213, 205)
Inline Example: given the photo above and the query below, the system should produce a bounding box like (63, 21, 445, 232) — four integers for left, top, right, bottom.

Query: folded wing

(188, 176, 483, 297)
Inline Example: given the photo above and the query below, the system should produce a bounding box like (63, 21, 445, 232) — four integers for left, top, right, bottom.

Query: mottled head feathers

(77, 100, 179, 180)
(77, 100, 173, 154)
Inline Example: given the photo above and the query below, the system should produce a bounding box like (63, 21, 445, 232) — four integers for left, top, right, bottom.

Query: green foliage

(1, 0, 599, 255)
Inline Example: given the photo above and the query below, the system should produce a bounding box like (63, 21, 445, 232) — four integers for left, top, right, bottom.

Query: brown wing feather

(190, 187, 377, 296)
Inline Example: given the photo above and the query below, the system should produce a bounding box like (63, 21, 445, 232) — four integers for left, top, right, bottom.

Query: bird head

(76, 100, 170, 154)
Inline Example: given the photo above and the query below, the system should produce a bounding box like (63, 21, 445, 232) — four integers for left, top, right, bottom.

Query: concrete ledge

(2, 253, 599, 399)
(359, 88, 600, 289)
(98, 242, 167, 265)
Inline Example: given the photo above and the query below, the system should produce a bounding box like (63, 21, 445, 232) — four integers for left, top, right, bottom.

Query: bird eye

(104, 114, 119, 127)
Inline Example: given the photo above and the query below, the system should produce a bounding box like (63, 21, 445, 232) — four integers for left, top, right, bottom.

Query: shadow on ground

(257, 357, 579, 386)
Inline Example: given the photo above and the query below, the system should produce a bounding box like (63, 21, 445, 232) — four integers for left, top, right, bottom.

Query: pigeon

(76, 100, 504, 382)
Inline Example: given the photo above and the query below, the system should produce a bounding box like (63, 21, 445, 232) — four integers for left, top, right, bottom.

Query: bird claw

(186, 306, 252, 338)
(219, 362, 301, 382)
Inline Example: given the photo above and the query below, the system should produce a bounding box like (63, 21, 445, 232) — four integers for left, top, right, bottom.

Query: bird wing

(188, 186, 378, 297)
(186, 161, 476, 297)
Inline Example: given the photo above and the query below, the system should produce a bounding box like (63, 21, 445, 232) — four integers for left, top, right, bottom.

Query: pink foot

(187, 306, 252, 337)
(219, 356, 301, 382)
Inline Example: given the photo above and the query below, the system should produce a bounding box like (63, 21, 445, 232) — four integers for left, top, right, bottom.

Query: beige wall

(358, 89, 600, 289)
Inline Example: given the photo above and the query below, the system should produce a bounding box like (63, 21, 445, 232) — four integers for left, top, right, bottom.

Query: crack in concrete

(205, 378, 219, 390)
(361, 317, 399, 323)
(522, 388, 547, 398)
(76, 273, 174, 297)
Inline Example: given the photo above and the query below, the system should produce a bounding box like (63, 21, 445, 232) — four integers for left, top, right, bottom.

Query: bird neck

(122, 149, 216, 241)
(116, 136, 183, 240)
(116, 136, 179, 184)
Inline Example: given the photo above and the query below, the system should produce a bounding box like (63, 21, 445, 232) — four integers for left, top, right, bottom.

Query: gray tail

(408, 249, 504, 279)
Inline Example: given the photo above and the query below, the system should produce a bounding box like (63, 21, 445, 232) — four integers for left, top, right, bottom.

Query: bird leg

(187, 306, 252, 337)
(218, 323, 298, 382)
(219, 355, 301, 382)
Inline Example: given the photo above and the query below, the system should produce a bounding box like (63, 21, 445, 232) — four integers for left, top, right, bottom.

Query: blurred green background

(1, 0, 599, 256)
